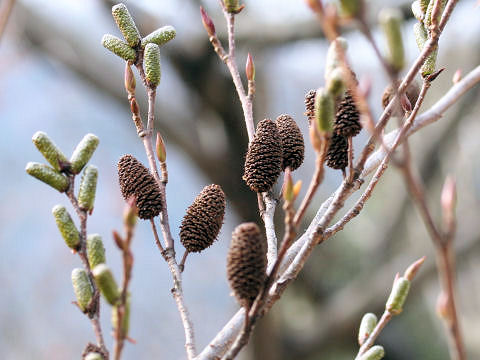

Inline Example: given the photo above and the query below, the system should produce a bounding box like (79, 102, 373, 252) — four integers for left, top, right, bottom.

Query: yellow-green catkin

(326, 67, 345, 97)
(111, 3, 141, 47)
(358, 313, 378, 346)
(111, 295, 131, 336)
(411, 1, 424, 21)
(413, 22, 437, 76)
(379, 8, 405, 72)
(52, 205, 80, 250)
(26, 162, 69, 192)
(85, 353, 103, 360)
(359, 345, 385, 360)
(314, 88, 334, 134)
(102, 34, 136, 61)
(78, 165, 98, 212)
(71, 268, 93, 312)
(70, 134, 99, 174)
(325, 37, 348, 80)
(424, 0, 447, 28)
(144, 43, 161, 87)
(92, 264, 120, 305)
(386, 277, 411, 315)
(224, 0, 242, 13)
(141, 25, 176, 48)
(32, 131, 68, 171)
(339, 0, 360, 18)
(87, 234, 106, 268)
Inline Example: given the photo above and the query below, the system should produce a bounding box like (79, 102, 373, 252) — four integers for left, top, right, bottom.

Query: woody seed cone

(334, 91, 362, 137)
(304, 89, 316, 124)
(326, 133, 348, 170)
(276, 114, 305, 171)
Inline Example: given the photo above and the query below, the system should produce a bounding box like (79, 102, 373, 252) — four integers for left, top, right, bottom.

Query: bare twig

(263, 194, 278, 273)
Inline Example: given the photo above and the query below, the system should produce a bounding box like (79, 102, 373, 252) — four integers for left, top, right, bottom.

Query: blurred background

(0, 0, 479, 359)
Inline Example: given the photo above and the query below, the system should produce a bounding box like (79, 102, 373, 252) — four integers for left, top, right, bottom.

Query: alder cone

(180, 184, 226, 253)
(304, 89, 316, 124)
(227, 222, 266, 308)
(276, 114, 305, 171)
(117, 154, 163, 219)
(334, 91, 362, 137)
(326, 133, 348, 170)
(243, 119, 282, 193)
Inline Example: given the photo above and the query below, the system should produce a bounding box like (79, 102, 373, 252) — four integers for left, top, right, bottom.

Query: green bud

(144, 43, 161, 87)
(112, 3, 141, 47)
(379, 8, 405, 72)
(413, 23, 437, 76)
(102, 34, 136, 61)
(26, 162, 69, 192)
(52, 205, 80, 250)
(78, 165, 98, 212)
(70, 134, 99, 174)
(325, 37, 348, 80)
(71, 268, 93, 312)
(359, 345, 385, 360)
(314, 88, 334, 134)
(87, 234, 106, 269)
(326, 68, 345, 97)
(141, 25, 176, 48)
(85, 353, 103, 360)
(112, 295, 131, 336)
(358, 313, 378, 346)
(339, 0, 361, 18)
(32, 131, 69, 171)
(92, 264, 120, 305)
(386, 277, 411, 315)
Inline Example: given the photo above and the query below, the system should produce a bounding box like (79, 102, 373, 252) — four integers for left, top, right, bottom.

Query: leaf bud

(359, 345, 385, 360)
(358, 313, 378, 346)
(26, 162, 69, 192)
(123, 196, 138, 228)
(314, 88, 334, 134)
(379, 8, 405, 72)
(78, 165, 98, 212)
(246, 53, 255, 81)
(52, 205, 80, 250)
(111, 3, 141, 47)
(32, 131, 69, 172)
(87, 234, 106, 269)
(141, 25, 176, 48)
(283, 168, 294, 203)
(92, 264, 120, 306)
(124, 62, 136, 94)
(144, 43, 161, 87)
(156, 132, 166, 163)
(70, 134, 99, 174)
(293, 180, 302, 201)
(101, 34, 136, 62)
(404, 256, 426, 281)
(200, 6, 216, 37)
(71, 268, 93, 312)
(386, 276, 411, 315)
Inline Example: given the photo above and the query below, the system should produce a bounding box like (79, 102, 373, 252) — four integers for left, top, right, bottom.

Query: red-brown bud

(156, 132, 167, 163)
(246, 53, 255, 81)
(124, 62, 136, 94)
(404, 256, 426, 281)
(452, 69, 462, 84)
(200, 6, 216, 37)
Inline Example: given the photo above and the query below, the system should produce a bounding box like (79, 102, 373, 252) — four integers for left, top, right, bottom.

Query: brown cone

(276, 114, 305, 171)
(227, 222, 266, 308)
(304, 89, 316, 124)
(180, 184, 226, 253)
(334, 91, 362, 137)
(117, 154, 163, 219)
(243, 119, 283, 193)
(326, 133, 348, 170)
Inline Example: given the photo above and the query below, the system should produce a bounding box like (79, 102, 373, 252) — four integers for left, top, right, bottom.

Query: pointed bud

(452, 69, 462, 84)
(358, 345, 385, 360)
(144, 43, 161, 87)
(358, 313, 378, 346)
(85, 353, 103, 360)
(156, 132, 166, 163)
(92, 264, 120, 305)
(52, 205, 80, 250)
(246, 53, 255, 81)
(112, 295, 131, 336)
(436, 291, 453, 321)
(200, 6, 216, 37)
(113, 230, 125, 250)
(379, 8, 405, 72)
(309, 125, 323, 153)
(102, 34, 136, 62)
(71, 268, 93, 312)
(124, 63, 136, 94)
(325, 37, 348, 80)
(404, 256, 426, 281)
(386, 276, 411, 315)
(411, 1, 424, 21)
(441, 175, 456, 231)
(123, 196, 138, 228)
(283, 168, 294, 203)
(111, 3, 141, 47)
(314, 88, 334, 134)
(32, 131, 69, 172)
(87, 234, 106, 269)
(26, 162, 69, 192)
(78, 165, 98, 212)
(142, 25, 176, 48)
(293, 180, 302, 201)
(70, 134, 100, 174)
(326, 67, 345, 97)
(224, 0, 244, 14)
(339, 0, 361, 18)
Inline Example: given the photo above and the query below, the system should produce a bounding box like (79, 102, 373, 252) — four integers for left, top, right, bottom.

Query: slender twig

(263, 194, 278, 273)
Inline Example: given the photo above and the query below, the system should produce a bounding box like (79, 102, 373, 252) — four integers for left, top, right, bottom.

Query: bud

(339, 0, 361, 18)
(452, 69, 462, 84)
(246, 53, 255, 81)
(224, 0, 243, 13)
(70, 134, 100, 174)
(85, 353, 103, 360)
(102, 34, 136, 62)
(144, 43, 161, 87)
(404, 256, 426, 281)
(87, 234, 106, 269)
(26, 162, 69, 192)
(358, 313, 378, 346)
(71, 268, 93, 312)
(111, 3, 141, 47)
(441, 175, 456, 231)
(326, 67, 345, 97)
(124, 63, 136, 94)
(112, 295, 131, 336)
(411, 1, 424, 21)
(359, 345, 385, 360)
(386, 276, 411, 315)
(92, 264, 120, 305)
(156, 132, 166, 163)
(32, 131, 68, 172)
(305, 0, 323, 13)
(325, 37, 348, 80)
(379, 8, 405, 72)
(309, 125, 323, 153)
(123, 196, 138, 228)
(200, 6, 216, 37)
(293, 180, 302, 200)
(52, 205, 80, 250)
(283, 168, 294, 203)
(314, 88, 334, 134)
(141, 25, 176, 48)
(78, 165, 98, 212)
(436, 291, 453, 321)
